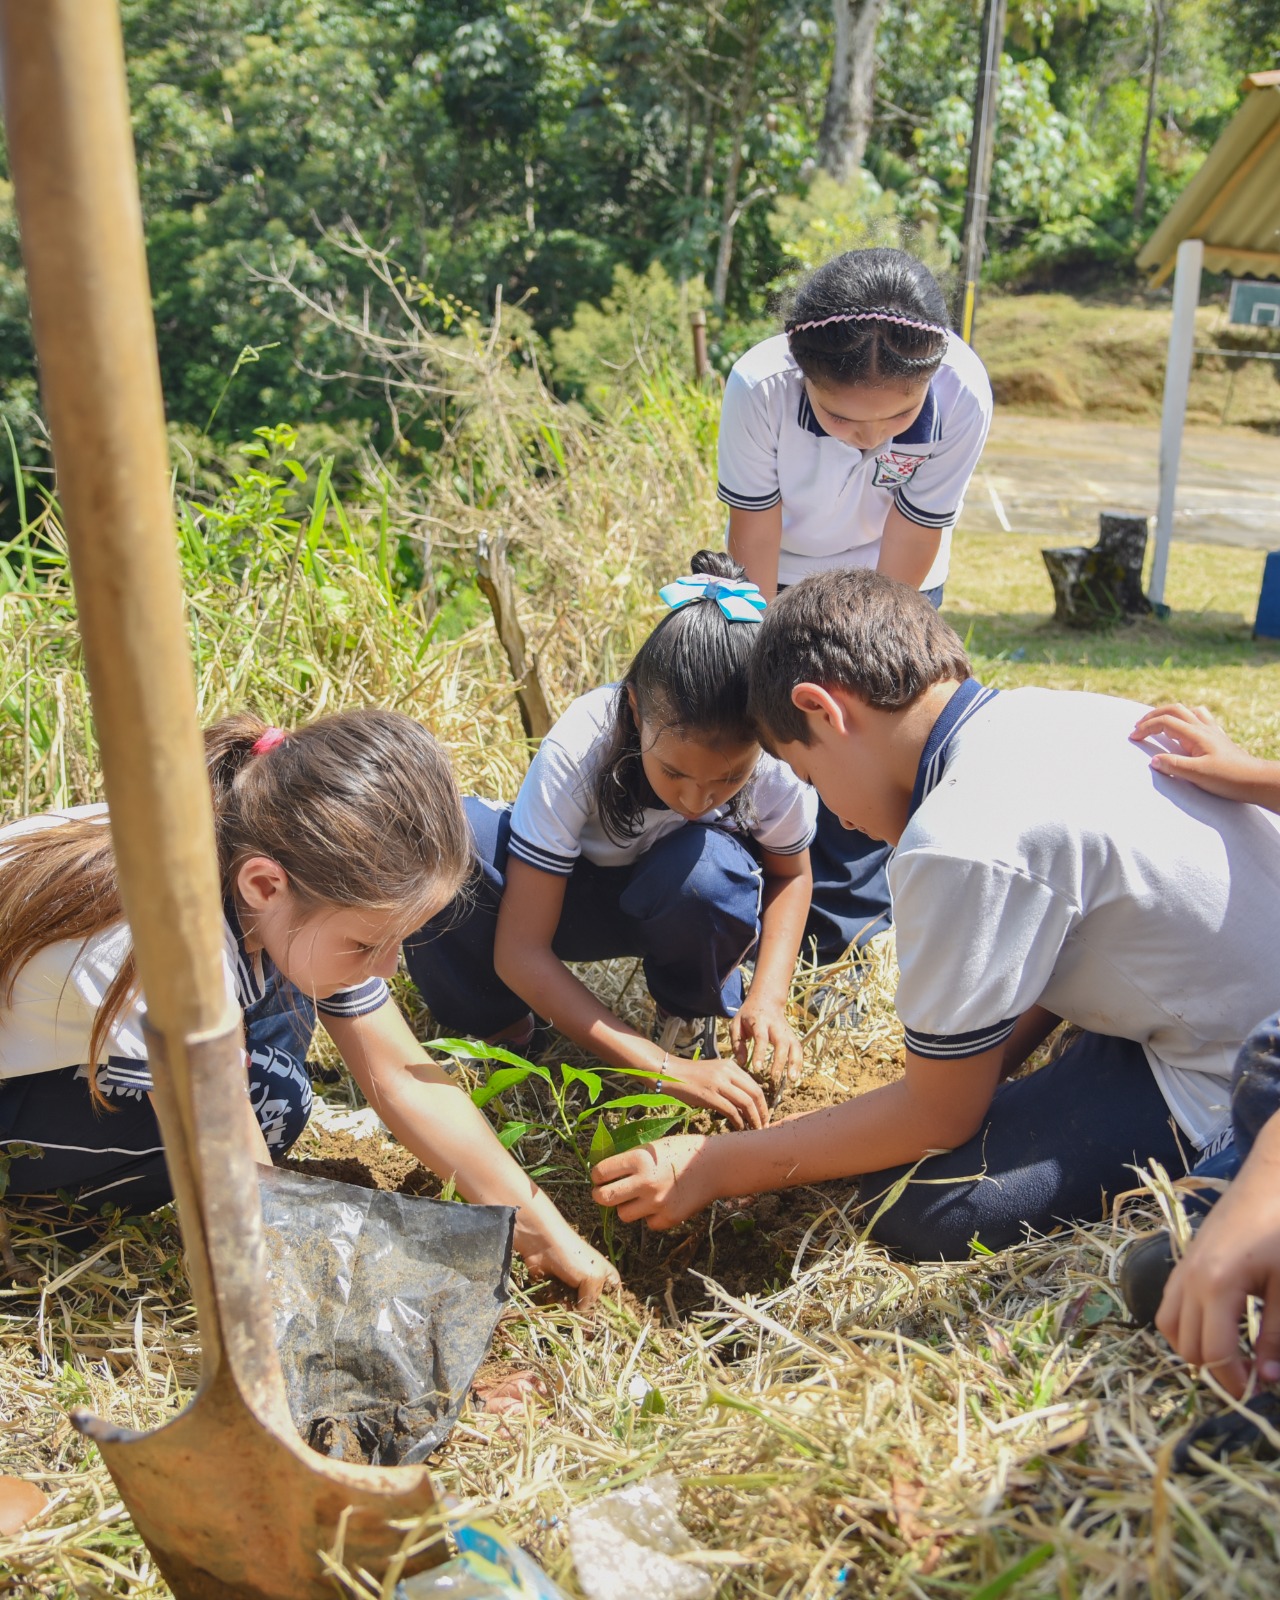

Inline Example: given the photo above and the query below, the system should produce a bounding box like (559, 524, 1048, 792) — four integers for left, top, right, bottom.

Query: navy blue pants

(859, 1030, 1191, 1261)
(801, 581, 944, 963)
(404, 797, 762, 1036)
(0, 978, 315, 1220)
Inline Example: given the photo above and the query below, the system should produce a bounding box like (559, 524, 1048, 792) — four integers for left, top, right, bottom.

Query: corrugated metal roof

(1138, 73, 1280, 285)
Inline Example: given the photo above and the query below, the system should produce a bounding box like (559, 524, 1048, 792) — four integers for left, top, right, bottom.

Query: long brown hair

(0, 709, 470, 1105)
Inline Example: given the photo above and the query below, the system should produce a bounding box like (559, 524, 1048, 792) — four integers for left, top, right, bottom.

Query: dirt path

(963, 414, 1280, 549)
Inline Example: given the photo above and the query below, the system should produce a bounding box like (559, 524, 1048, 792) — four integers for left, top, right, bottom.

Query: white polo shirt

(888, 682, 1280, 1149)
(508, 685, 818, 875)
(717, 332, 993, 590)
(0, 807, 388, 1088)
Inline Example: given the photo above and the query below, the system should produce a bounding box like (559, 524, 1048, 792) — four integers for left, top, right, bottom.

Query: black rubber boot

(1118, 1228, 1183, 1326)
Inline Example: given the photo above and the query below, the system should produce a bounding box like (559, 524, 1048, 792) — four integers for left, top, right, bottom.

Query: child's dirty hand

(658, 1056, 769, 1129)
(1156, 1115, 1280, 1398)
(1130, 704, 1279, 808)
(592, 1134, 714, 1229)
(729, 998, 803, 1086)
(515, 1215, 620, 1308)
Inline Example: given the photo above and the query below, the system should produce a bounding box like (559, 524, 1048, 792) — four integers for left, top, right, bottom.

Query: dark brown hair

(595, 549, 761, 842)
(0, 709, 470, 1105)
(747, 569, 971, 747)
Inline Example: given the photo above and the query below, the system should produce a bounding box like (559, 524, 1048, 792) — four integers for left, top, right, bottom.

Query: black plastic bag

(258, 1165, 514, 1466)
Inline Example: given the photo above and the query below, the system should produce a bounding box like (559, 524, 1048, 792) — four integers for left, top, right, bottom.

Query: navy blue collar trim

(908, 677, 998, 820)
(798, 379, 940, 445)
(223, 894, 268, 1008)
(893, 381, 940, 445)
(798, 388, 828, 437)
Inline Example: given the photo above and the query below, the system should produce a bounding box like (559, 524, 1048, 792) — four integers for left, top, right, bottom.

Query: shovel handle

(0, 0, 231, 1047)
(0, 0, 282, 1399)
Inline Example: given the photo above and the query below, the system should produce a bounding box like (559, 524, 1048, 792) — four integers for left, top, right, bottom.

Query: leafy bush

(549, 263, 708, 407)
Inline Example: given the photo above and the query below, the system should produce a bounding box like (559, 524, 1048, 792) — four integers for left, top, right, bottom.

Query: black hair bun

(690, 548, 748, 583)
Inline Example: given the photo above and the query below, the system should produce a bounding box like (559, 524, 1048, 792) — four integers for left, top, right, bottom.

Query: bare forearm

(1222, 756, 1280, 812)
(727, 506, 782, 600)
(361, 1071, 542, 1209)
(876, 510, 942, 589)
(695, 1076, 967, 1199)
(749, 868, 810, 1007)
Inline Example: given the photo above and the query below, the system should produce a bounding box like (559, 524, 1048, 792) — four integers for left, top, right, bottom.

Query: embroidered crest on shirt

(871, 449, 926, 489)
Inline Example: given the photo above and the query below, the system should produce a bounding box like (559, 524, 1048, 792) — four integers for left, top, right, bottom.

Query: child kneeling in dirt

(404, 551, 817, 1127)
(0, 709, 615, 1304)
(591, 569, 1280, 1259)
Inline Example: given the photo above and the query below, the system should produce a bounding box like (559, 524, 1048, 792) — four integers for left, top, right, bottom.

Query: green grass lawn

(946, 526, 1280, 757)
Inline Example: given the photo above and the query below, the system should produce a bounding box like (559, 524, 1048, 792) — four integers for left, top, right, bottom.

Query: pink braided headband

(786, 309, 947, 335)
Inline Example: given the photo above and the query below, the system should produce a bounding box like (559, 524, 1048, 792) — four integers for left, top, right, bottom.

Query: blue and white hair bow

(658, 575, 767, 623)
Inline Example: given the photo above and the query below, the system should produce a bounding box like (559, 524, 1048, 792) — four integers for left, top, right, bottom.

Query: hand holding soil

(729, 996, 804, 1086)
(592, 1133, 717, 1229)
(513, 1206, 621, 1307)
(657, 1056, 770, 1128)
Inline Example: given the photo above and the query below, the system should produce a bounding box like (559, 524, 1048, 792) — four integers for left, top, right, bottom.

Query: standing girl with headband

(405, 551, 818, 1122)
(717, 246, 994, 975)
(0, 709, 616, 1304)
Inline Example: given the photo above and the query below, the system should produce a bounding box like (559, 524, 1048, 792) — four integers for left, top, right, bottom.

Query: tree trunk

(711, 7, 763, 314)
(1133, 0, 1166, 223)
(816, 0, 886, 182)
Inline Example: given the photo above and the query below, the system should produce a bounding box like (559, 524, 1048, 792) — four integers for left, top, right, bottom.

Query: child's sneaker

(1117, 1218, 1203, 1326)
(652, 1008, 718, 1061)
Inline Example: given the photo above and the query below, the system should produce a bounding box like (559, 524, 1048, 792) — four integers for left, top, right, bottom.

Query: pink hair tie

(786, 309, 947, 336)
(251, 727, 288, 756)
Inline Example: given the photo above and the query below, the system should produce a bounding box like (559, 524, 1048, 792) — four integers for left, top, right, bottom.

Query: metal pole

(1149, 236, 1204, 609)
(957, 0, 1008, 347)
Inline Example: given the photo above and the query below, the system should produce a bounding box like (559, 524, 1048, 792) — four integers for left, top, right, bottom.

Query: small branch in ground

(476, 530, 554, 744)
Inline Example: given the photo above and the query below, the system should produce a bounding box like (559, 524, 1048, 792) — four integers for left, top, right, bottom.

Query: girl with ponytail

(0, 708, 616, 1304)
(405, 551, 817, 1121)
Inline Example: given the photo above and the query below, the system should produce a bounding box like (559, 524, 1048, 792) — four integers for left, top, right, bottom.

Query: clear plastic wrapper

(398, 1520, 570, 1599)
(258, 1165, 514, 1465)
(568, 1474, 714, 1600)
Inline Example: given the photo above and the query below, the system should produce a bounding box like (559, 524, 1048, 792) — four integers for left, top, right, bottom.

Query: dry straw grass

(5, 333, 1280, 1597)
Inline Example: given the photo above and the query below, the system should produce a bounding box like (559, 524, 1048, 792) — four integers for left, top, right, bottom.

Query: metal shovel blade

(70, 1026, 451, 1600)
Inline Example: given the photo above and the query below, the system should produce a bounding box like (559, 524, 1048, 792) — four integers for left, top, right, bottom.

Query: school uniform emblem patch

(871, 449, 925, 488)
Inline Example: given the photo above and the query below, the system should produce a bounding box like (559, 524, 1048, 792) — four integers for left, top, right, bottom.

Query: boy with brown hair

(591, 570, 1280, 1259)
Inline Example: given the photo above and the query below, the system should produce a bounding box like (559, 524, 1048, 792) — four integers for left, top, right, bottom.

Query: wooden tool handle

(0, 0, 279, 1396)
(0, 0, 231, 1047)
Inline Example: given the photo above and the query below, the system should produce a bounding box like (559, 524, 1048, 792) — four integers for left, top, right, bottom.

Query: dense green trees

(0, 0, 1275, 469)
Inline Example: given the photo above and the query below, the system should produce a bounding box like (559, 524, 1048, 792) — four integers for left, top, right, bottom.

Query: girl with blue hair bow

(405, 551, 817, 1126)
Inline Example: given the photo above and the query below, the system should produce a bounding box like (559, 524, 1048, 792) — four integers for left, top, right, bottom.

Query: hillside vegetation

(979, 293, 1280, 426)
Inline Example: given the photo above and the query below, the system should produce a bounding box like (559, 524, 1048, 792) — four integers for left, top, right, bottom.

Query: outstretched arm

(494, 858, 769, 1129)
(728, 846, 811, 1084)
(324, 1002, 619, 1306)
(592, 1042, 1004, 1228)
(1157, 1112, 1280, 1397)
(1131, 704, 1280, 812)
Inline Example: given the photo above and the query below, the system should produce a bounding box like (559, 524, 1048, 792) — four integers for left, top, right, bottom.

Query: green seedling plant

(431, 1038, 690, 1260)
